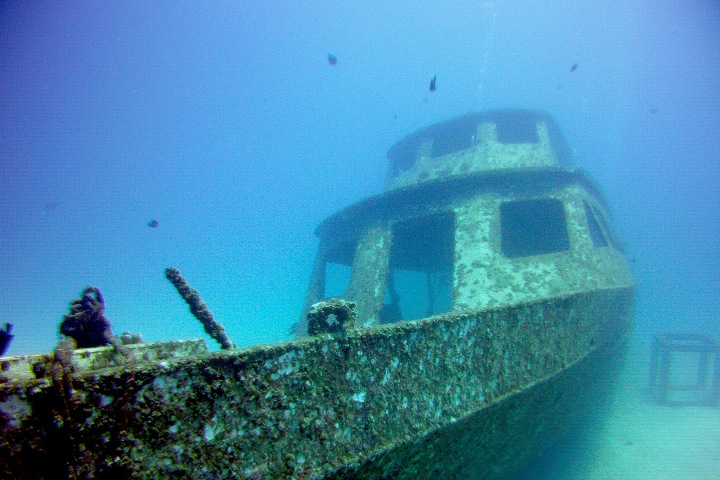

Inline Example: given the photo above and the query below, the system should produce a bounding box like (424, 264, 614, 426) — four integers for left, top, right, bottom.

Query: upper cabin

(384, 110, 572, 191)
(294, 109, 633, 336)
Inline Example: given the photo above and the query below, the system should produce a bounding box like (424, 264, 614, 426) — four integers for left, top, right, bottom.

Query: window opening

(428, 117, 479, 159)
(325, 263, 352, 298)
(583, 200, 608, 247)
(591, 204, 625, 253)
(381, 213, 455, 323)
(322, 238, 355, 299)
(500, 199, 570, 258)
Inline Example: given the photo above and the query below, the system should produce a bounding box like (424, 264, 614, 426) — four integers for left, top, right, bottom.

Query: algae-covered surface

(0, 288, 634, 479)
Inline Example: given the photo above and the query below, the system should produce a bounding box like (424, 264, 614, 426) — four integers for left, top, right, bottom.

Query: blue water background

(1, 0, 718, 378)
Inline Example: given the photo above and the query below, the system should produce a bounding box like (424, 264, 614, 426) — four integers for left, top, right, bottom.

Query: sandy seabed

(525, 337, 720, 480)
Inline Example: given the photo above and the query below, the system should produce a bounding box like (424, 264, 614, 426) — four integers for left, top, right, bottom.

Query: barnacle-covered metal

(307, 299, 356, 336)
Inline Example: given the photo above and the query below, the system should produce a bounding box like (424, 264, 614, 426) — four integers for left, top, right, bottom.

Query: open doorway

(381, 213, 455, 323)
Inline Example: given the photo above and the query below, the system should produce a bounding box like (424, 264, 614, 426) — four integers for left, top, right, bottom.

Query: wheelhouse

(294, 110, 631, 335)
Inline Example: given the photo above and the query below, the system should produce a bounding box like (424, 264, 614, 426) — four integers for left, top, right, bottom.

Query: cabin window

(590, 204, 625, 253)
(381, 213, 455, 323)
(325, 263, 352, 298)
(583, 200, 609, 247)
(322, 238, 355, 298)
(427, 118, 479, 158)
(500, 199, 570, 258)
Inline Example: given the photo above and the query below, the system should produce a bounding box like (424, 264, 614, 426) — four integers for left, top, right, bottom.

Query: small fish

(327, 53, 337, 66)
(569, 63, 578, 73)
(147, 219, 158, 228)
(429, 75, 437, 92)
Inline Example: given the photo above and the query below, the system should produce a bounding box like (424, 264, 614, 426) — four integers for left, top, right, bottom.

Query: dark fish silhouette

(570, 63, 578, 73)
(147, 219, 158, 228)
(327, 53, 337, 66)
(429, 76, 437, 92)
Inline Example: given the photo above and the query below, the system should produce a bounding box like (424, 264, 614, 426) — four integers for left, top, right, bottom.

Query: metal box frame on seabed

(0, 110, 635, 479)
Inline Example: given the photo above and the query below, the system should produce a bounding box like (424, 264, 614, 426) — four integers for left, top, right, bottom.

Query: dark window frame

(382, 212, 455, 323)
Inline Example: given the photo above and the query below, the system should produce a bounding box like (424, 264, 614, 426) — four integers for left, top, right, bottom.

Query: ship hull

(0, 286, 633, 479)
(342, 308, 630, 480)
